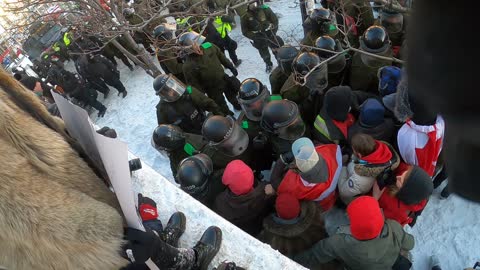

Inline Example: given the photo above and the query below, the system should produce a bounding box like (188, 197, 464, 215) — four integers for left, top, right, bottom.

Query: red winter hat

(347, 196, 384, 240)
(222, 160, 254, 195)
(276, 193, 301, 220)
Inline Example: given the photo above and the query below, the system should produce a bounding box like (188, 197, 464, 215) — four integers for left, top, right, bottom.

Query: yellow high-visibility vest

(63, 32, 72, 46)
(212, 16, 232, 38)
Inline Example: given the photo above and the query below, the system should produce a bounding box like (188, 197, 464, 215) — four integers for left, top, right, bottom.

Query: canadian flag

(397, 116, 445, 176)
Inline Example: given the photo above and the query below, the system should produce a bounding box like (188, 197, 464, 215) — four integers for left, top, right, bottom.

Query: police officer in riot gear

(179, 31, 239, 115)
(201, 115, 253, 169)
(302, 8, 339, 46)
(315, 35, 349, 88)
(153, 73, 225, 134)
(269, 45, 299, 95)
(260, 99, 307, 157)
(240, 0, 283, 72)
(153, 24, 186, 83)
(379, 9, 405, 57)
(151, 124, 208, 181)
(176, 153, 226, 208)
(237, 78, 275, 171)
(349, 25, 393, 93)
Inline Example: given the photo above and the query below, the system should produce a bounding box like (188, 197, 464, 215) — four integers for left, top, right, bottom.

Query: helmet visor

(209, 116, 249, 157)
(381, 13, 404, 34)
(151, 137, 170, 158)
(327, 53, 347, 74)
(278, 57, 294, 74)
(238, 88, 270, 121)
(304, 62, 328, 94)
(275, 113, 306, 141)
(158, 74, 186, 102)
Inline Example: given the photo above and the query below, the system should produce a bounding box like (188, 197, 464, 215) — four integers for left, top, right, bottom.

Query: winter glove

(280, 151, 295, 165)
(376, 166, 396, 190)
(138, 194, 163, 233)
(229, 67, 238, 77)
(123, 228, 164, 267)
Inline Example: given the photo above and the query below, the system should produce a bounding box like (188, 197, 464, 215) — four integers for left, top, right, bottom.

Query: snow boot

(103, 88, 110, 99)
(440, 184, 450, 199)
(430, 255, 442, 270)
(433, 166, 447, 189)
(119, 90, 128, 98)
(97, 106, 107, 118)
(128, 65, 134, 71)
(214, 262, 246, 270)
(193, 226, 222, 270)
(160, 212, 186, 248)
(234, 59, 242, 67)
(265, 63, 273, 73)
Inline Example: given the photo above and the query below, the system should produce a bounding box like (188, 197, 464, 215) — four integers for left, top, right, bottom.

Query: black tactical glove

(280, 151, 295, 164)
(376, 166, 396, 190)
(124, 228, 161, 265)
(96, 126, 118, 138)
(229, 67, 238, 77)
(138, 193, 163, 233)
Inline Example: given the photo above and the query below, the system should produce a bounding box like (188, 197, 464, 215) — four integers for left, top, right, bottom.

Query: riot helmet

(178, 31, 206, 47)
(237, 78, 271, 121)
(292, 52, 328, 93)
(276, 45, 299, 74)
(361, 25, 389, 51)
(359, 26, 392, 68)
(248, 1, 259, 11)
(151, 124, 186, 155)
(153, 24, 173, 40)
(177, 153, 213, 196)
(308, 8, 338, 37)
(202, 116, 249, 157)
(260, 100, 306, 141)
(380, 10, 404, 34)
(153, 74, 186, 102)
(315, 36, 346, 74)
(309, 8, 331, 23)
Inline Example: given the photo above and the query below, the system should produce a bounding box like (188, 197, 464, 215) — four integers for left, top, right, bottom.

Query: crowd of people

(6, 0, 467, 269)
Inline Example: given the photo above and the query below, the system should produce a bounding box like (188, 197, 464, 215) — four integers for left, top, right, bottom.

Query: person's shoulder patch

(261, 4, 269, 9)
(186, 86, 192, 94)
(201, 42, 213, 49)
(184, 143, 196, 156)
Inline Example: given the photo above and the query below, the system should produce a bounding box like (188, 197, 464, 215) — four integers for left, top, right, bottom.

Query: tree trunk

(111, 32, 161, 78)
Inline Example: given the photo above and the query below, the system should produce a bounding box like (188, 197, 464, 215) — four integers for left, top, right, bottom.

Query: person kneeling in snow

(294, 196, 415, 270)
(338, 133, 400, 205)
(213, 160, 274, 236)
(276, 137, 342, 211)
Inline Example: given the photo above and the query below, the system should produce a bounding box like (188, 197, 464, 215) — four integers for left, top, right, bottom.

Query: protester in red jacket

(375, 163, 433, 226)
(277, 137, 342, 211)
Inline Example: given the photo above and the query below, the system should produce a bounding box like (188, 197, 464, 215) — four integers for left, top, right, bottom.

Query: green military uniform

(156, 85, 225, 134)
(294, 220, 414, 270)
(156, 44, 185, 82)
(197, 169, 226, 209)
(240, 5, 281, 67)
(302, 22, 339, 47)
(169, 133, 209, 182)
(280, 74, 310, 105)
(269, 66, 289, 95)
(348, 50, 392, 93)
(182, 42, 235, 115)
(125, 13, 155, 54)
(325, 0, 374, 47)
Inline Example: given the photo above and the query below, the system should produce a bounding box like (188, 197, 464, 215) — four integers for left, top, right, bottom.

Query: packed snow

(74, 0, 480, 268)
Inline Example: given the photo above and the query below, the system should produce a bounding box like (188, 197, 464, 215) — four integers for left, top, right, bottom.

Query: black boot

(265, 62, 273, 73)
(160, 212, 186, 248)
(103, 88, 110, 99)
(118, 90, 128, 98)
(97, 105, 107, 117)
(440, 184, 450, 199)
(433, 166, 448, 189)
(193, 226, 222, 270)
(234, 59, 242, 67)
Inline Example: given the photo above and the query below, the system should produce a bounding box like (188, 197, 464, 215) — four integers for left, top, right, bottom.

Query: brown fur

(0, 69, 127, 270)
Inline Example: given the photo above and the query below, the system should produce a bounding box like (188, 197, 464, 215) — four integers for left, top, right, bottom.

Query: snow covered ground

(82, 0, 480, 268)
